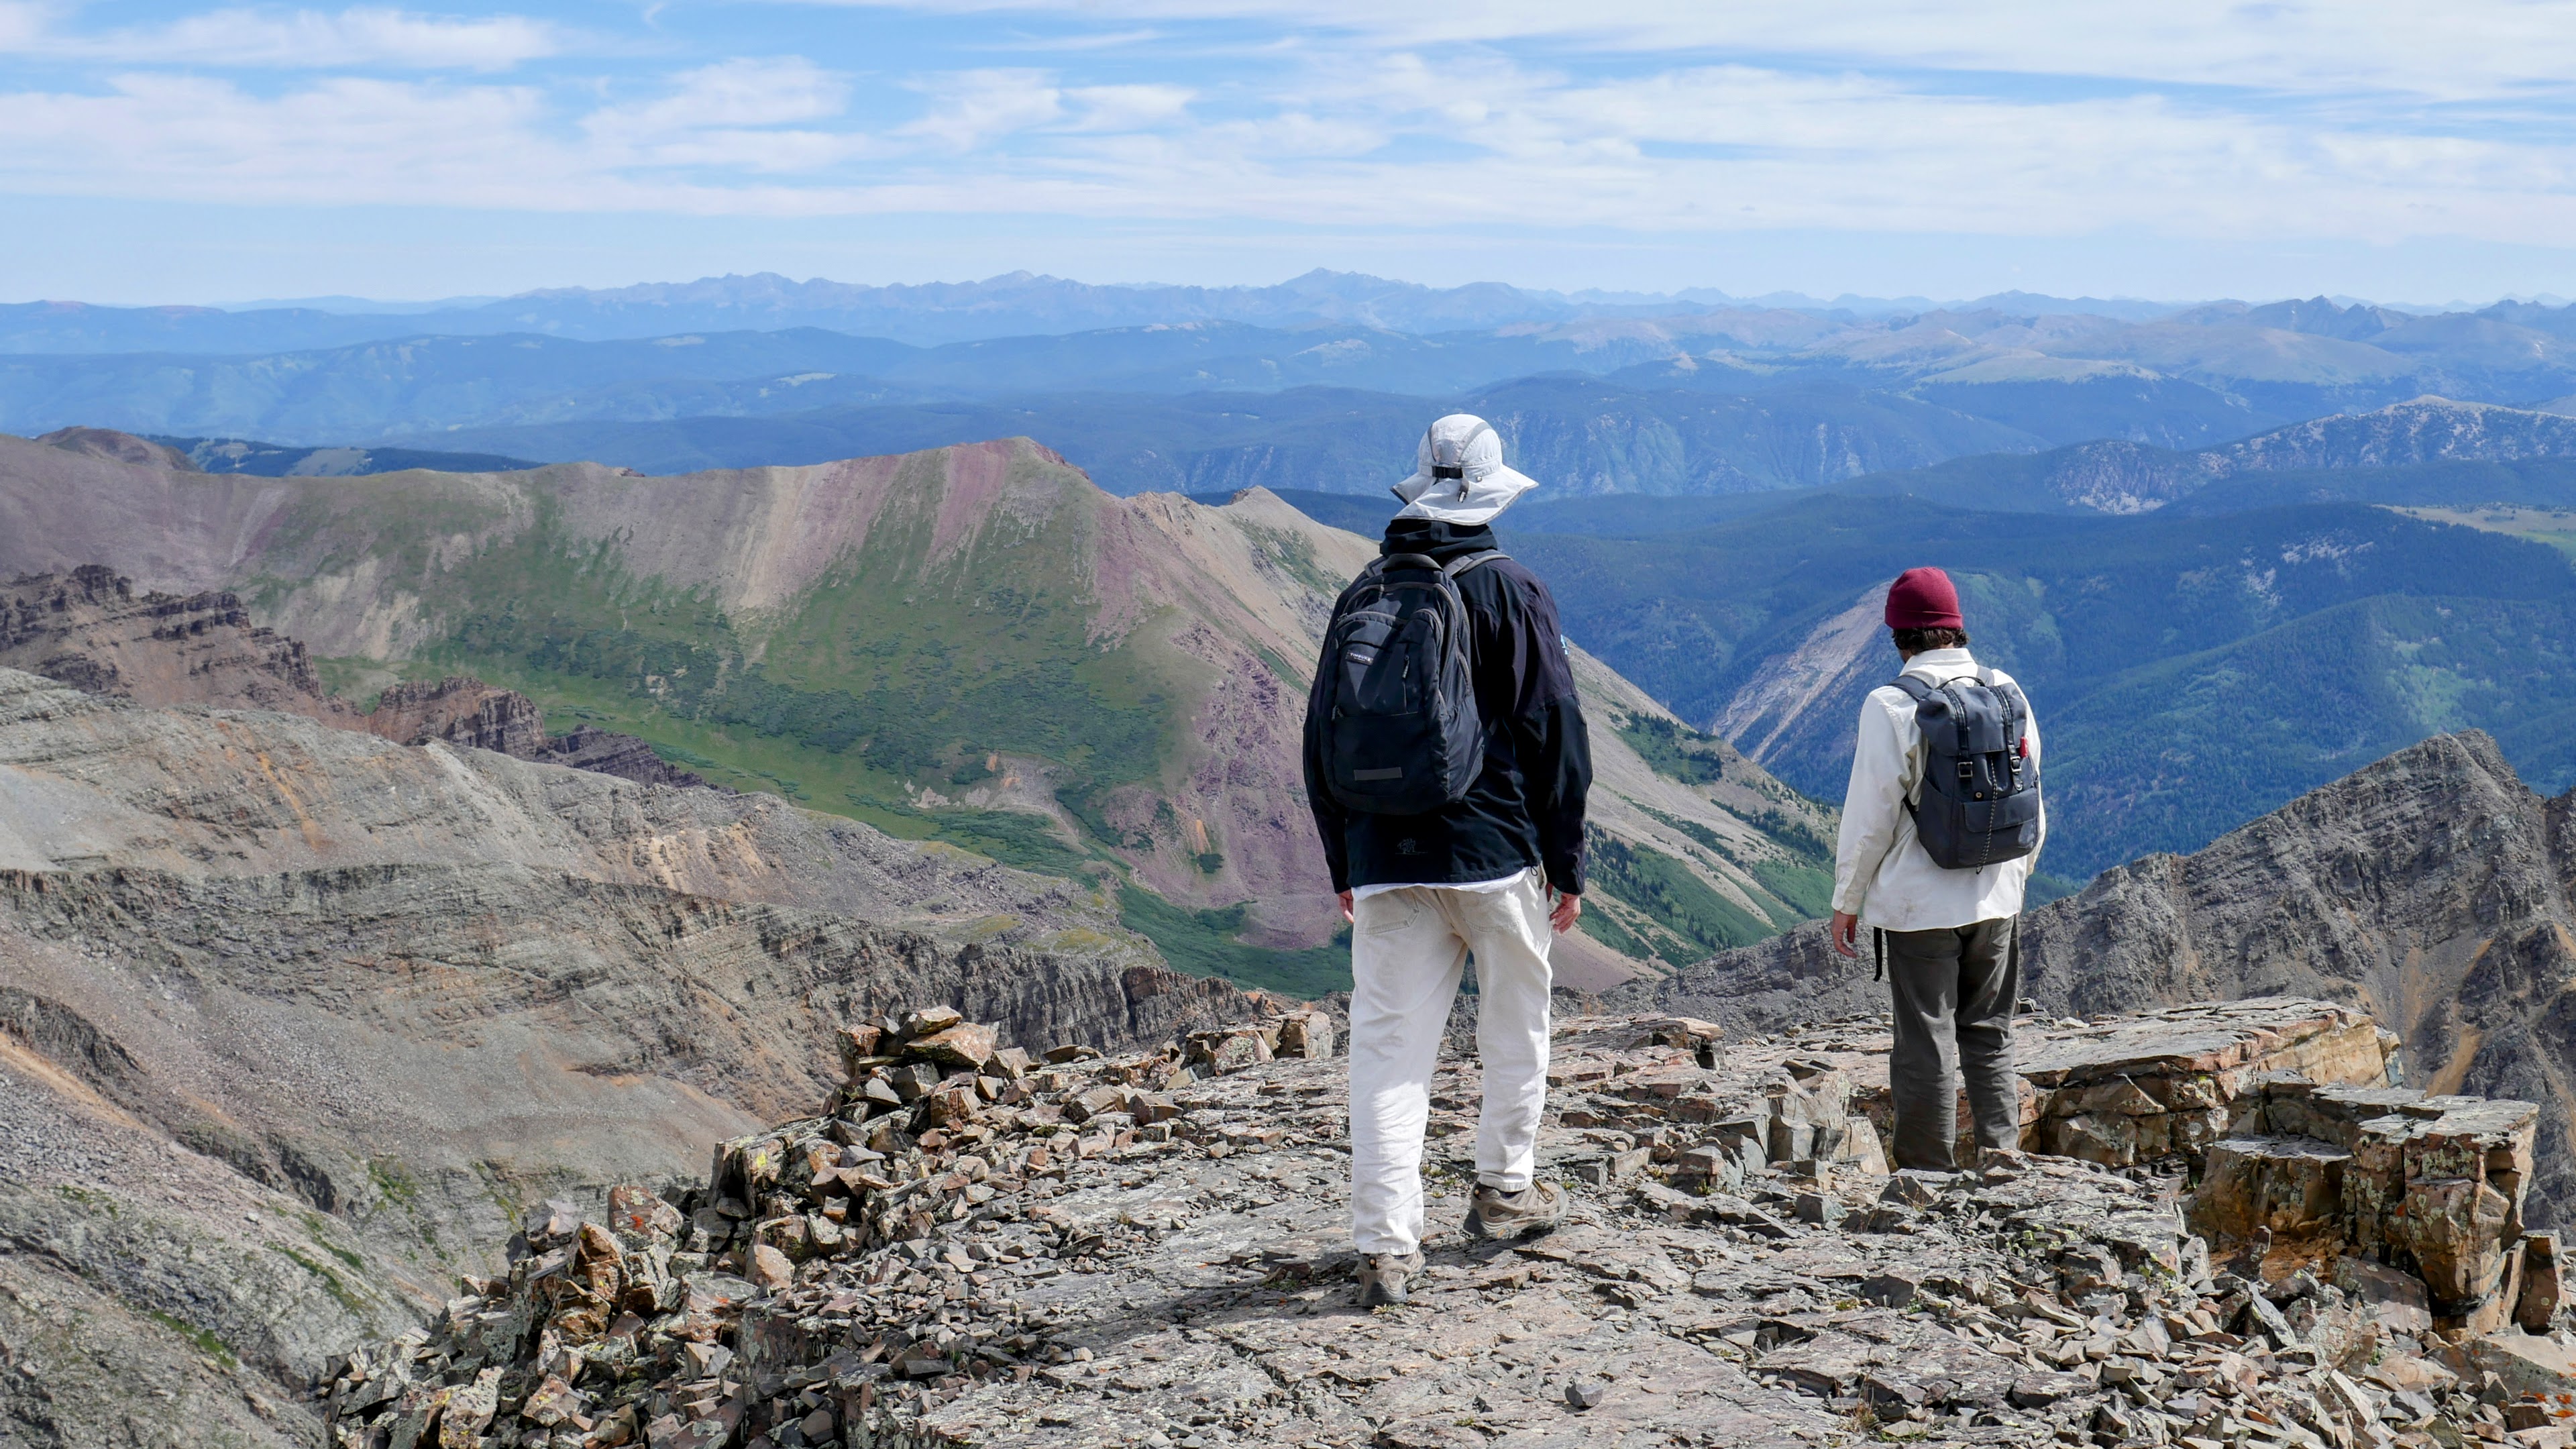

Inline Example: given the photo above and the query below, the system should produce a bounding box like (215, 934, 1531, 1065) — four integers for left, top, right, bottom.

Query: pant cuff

(1475, 1173, 1530, 1193)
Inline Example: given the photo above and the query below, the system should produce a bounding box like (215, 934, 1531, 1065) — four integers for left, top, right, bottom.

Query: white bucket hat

(1390, 413, 1538, 525)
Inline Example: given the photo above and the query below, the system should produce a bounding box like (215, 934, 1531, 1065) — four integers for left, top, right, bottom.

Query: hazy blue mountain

(1849, 397, 2576, 514)
(0, 323, 1711, 441)
(0, 276, 2201, 358)
(2160, 457, 2576, 514)
(1956, 292, 2188, 323)
(0, 270, 1733, 354)
(1610, 366, 2284, 450)
(1906, 375, 2285, 448)
(0, 329, 928, 442)
(403, 379, 2044, 495)
(21, 291, 2576, 452)
(411, 390, 1423, 490)
(0, 301, 425, 356)
(18, 276, 2576, 411)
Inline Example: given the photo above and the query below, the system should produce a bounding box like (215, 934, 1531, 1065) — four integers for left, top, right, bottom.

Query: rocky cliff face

(1621, 731, 2576, 1229)
(0, 666, 1283, 1447)
(360, 676, 710, 789)
(0, 564, 353, 722)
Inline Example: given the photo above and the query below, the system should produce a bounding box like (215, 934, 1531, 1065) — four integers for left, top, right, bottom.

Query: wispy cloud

(796, 0, 2576, 103)
(5, 0, 2576, 285)
(3, 5, 561, 69)
(4, 51, 2574, 250)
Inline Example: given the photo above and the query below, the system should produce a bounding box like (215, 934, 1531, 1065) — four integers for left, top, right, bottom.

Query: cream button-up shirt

(1831, 647, 2045, 930)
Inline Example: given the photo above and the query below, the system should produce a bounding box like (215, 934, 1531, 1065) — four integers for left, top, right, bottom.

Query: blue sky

(7, 0, 2576, 305)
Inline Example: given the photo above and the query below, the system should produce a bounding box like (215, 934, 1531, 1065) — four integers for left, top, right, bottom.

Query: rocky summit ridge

(0, 659, 1286, 1449)
(319, 995, 2576, 1449)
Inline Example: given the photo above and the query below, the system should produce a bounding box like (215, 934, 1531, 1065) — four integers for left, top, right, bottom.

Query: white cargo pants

(1347, 868, 1554, 1256)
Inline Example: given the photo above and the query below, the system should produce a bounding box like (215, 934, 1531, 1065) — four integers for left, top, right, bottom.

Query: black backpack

(1312, 551, 1504, 814)
(1893, 669, 2041, 869)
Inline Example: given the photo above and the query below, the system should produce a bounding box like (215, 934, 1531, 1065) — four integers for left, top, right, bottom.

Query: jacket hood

(1381, 519, 1501, 563)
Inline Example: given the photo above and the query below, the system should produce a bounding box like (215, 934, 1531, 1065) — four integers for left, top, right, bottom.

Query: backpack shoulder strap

(1441, 549, 1509, 579)
(1982, 669, 2027, 722)
(1328, 559, 1393, 619)
(1889, 674, 1939, 706)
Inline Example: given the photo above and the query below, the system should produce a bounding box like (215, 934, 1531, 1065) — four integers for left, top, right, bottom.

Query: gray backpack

(1894, 670, 2041, 869)
(1312, 551, 1503, 814)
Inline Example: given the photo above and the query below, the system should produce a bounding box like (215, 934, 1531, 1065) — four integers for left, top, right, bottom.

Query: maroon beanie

(1884, 567, 1963, 630)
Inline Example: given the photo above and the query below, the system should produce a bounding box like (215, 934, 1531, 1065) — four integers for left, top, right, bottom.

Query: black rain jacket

(1301, 519, 1593, 897)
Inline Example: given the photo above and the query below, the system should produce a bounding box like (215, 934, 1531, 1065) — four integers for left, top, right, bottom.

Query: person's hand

(1830, 910, 1862, 957)
(1338, 890, 1354, 924)
(1549, 889, 1582, 934)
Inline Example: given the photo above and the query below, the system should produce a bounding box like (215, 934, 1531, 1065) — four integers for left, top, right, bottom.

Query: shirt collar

(1900, 647, 1978, 680)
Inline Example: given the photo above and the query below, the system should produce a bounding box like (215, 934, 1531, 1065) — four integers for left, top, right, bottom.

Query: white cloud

(897, 68, 1067, 150)
(1061, 83, 1193, 131)
(7, 6, 560, 70)
(584, 60, 865, 173)
(0, 3, 45, 49)
(5, 9, 2576, 257)
(801, 0, 2576, 103)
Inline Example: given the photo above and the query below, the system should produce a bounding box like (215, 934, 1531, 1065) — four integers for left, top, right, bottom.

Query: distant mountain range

(3, 272, 2201, 354)
(395, 378, 2080, 495)
(1853, 396, 2576, 513)
(18, 282, 2576, 494)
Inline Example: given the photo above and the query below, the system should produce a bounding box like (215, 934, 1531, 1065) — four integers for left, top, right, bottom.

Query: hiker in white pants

(1346, 871, 1560, 1263)
(1302, 415, 1593, 1306)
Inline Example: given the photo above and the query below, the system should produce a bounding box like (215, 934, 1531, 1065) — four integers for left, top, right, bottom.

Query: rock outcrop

(1625, 730, 2576, 1231)
(1, 566, 713, 791)
(360, 676, 710, 790)
(0, 666, 1284, 1448)
(323, 998, 2576, 1449)
(0, 564, 353, 722)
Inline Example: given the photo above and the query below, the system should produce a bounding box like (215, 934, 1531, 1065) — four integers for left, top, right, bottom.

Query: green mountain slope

(1474, 492, 2576, 880)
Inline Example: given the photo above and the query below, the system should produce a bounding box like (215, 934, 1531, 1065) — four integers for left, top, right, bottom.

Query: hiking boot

(1464, 1181, 1565, 1241)
(1356, 1250, 1424, 1307)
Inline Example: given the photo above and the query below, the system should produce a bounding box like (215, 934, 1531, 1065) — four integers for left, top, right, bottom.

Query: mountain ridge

(0, 429, 1842, 991)
(1856, 396, 2576, 515)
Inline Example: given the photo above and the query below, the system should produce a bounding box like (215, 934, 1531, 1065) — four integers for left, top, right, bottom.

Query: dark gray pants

(1881, 916, 2021, 1171)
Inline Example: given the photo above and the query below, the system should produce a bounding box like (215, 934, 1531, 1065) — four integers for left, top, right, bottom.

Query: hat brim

(1389, 464, 1540, 525)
